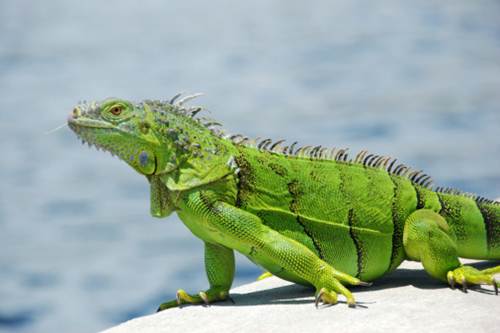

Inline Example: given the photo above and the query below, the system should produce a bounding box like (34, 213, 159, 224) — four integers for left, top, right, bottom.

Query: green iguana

(68, 94, 500, 310)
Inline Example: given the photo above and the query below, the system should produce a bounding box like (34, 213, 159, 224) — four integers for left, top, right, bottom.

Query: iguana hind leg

(403, 209, 499, 293)
(157, 242, 235, 311)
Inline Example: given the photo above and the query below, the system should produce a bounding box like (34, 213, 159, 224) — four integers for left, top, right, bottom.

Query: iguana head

(68, 98, 174, 175)
(69, 95, 237, 193)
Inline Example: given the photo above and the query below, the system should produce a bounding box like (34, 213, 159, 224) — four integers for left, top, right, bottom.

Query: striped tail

(436, 191, 500, 260)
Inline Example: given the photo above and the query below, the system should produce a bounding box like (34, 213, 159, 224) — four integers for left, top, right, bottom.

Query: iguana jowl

(68, 94, 500, 309)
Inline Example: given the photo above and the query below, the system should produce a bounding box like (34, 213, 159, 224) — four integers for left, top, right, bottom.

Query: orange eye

(109, 105, 123, 116)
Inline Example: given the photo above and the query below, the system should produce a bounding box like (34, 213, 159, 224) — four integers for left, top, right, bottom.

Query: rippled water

(1, 1, 499, 332)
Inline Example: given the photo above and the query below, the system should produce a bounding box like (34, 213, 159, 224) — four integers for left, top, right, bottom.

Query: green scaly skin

(68, 95, 500, 310)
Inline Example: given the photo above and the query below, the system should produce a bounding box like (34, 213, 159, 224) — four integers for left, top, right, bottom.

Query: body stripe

(437, 193, 467, 243)
(437, 193, 447, 216)
(348, 208, 363, 278)
(287, 180, 324, 258)
(415, 186, 425, 209)
(478, 203, 495, 253)
(386, 177, 402, 272)
(234, 154, 253, 208)
(296, 215, 324, 259)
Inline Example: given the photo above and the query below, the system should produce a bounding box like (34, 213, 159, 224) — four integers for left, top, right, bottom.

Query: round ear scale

(139, 151, 149, 167)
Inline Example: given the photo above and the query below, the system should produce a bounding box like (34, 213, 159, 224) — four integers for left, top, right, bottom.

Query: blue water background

(0, 1, 499, 332)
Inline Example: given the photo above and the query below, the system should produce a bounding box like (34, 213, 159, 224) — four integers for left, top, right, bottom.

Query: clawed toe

(199, 291, 210, 306)
(447, 266, 500, 295)
(314, 287, 340, 308)
(157, 299, 180, 312)
(357, 280, 373, 287)
(315, 288, 325, 308)
(157, 287, 232, 311)
(461, 278, 468, 293)
(447, 272, 456, 289)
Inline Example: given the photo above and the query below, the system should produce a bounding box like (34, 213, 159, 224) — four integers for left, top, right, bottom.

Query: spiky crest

(155, 93, 499, 206)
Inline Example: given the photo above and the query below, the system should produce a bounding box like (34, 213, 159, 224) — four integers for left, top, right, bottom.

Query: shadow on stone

(227, 284, 312, 307)
(219, 260, 500, 307)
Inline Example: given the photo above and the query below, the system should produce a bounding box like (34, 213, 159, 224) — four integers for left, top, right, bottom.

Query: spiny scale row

(159, 93, 499, 206)
(146, 92, 205, 119)
(228, 137, 498, 206)
(225, 135, 435, 189)
(435, 187, 499, 206)
(149, 93, 228, 136)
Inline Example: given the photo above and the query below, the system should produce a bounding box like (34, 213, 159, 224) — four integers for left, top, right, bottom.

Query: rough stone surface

(101, 260, 499, 333)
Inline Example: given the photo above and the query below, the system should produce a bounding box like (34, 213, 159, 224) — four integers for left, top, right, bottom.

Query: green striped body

(233, 146, 499, 282)
(68, 96, 500, 309)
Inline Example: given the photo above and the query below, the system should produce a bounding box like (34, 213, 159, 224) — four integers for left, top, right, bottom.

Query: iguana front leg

(177, 191, 370, 308)
(157, 242, 235, 311)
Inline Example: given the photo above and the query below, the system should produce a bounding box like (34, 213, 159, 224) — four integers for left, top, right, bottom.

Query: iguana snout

(68, 98, 161, 175)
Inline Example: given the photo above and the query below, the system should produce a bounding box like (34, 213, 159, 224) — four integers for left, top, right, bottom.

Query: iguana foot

(315, 287, 338, 307)
(447, 265, 499, 294)
(314, 266, 372, 308)
(314, 283, 357, 308)
(157, 287, 231, 311)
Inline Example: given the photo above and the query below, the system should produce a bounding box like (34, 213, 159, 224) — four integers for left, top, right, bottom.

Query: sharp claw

(156, 306, 162, 313)
(358, 281, 372, 287)
(448, 276, 455, 290)
(199, 292, 210, 306)
(493, 278, 498, 295)
(315, 289, 325, 309)
(176, 291, 182, 305)
(461, 278, 468, 293)
(227, 295, 235, 304)
(446, 271, 455, 290)
(348, 301, 356, 308)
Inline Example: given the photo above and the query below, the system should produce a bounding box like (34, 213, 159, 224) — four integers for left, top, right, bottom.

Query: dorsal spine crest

(157, 92, 499, 207)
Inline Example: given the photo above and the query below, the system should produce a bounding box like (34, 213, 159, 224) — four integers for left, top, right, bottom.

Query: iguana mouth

(68, 113, 118, 154)
(67, 117, 114, 130)
(67, 110, 159, 175)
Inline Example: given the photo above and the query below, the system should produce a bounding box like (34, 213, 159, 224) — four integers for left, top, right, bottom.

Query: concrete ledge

(101, 260, 499, 333)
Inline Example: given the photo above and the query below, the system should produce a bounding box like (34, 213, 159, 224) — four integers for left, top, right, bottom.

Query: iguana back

(233, 145, 499, 282)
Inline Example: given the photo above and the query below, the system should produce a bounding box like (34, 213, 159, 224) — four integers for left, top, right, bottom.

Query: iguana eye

(109, 105, 123, 116)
